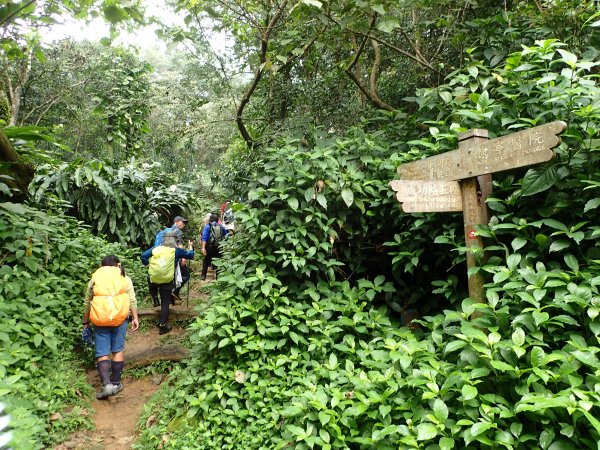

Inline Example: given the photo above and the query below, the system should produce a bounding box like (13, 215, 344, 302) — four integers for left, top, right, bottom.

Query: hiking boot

(96, 384, 116, 400)
(201, 275, 206, 281)
(159, 323, 172, 335)
(112, 382, 124, 395)
(152, 297, 159, 307)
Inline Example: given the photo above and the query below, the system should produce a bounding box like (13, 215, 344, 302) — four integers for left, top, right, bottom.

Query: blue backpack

(154, 227, 175, 247)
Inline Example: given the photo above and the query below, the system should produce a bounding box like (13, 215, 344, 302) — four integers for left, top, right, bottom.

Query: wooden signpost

(390, 120, 567, 302)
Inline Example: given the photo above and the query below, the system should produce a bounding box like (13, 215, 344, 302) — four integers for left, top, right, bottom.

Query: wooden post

(392, 121, 567, 304)
(458, 129, 490, 303)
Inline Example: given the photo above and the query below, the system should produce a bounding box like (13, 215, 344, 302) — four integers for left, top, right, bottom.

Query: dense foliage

(29, 158, 197, 246)
(2, 1, 600, 449)
(0, 201, 147, 449)
(135, 38, 600, 449)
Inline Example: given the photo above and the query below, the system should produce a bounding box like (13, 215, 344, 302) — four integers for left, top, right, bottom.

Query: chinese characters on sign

(390, 180, 462, 212)
(389, 121, 567, 302)
(397, 121, 567, 182)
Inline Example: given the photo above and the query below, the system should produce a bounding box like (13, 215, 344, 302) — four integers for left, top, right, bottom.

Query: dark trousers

(149, 282, 174, 325)
(202, 246, 221, 278)
(173, 264, 190, 295)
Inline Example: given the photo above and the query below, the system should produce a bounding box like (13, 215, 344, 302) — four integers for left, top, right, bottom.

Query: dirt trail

(56, 273, 212, 450)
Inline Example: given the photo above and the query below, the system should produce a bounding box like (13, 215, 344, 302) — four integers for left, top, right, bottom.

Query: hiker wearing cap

(150, 216, 190, 306)
(171, 216, 188, 246)
(141, 239, 195, 335)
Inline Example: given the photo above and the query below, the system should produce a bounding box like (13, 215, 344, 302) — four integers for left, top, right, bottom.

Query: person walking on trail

(141, 239, 195, 335)
(82, 255, 139, 400)
(201, 213, 228, 281)
(154, 215, 188, 247)
(150, 216, 190, 306)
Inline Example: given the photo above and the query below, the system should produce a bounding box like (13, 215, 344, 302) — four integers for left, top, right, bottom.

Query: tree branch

(0, 0, 36, 28)
(343, 15, 394, 111)
(236, 0, 289, 149)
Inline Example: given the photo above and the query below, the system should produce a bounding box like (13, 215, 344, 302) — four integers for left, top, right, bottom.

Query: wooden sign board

(390, 180, 462, 212)
(398, 121, 567, 181)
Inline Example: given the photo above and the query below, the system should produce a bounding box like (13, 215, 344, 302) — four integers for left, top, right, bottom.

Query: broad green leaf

(287, 424, 306, 436)
(511, 237, 527, 251)
(471, 421, 493, 436)
(433, 399, 448, 421)
(549, 240, 570, 253)
(512, 328, 525, 347)
(445, 340, 467, 354)
(532, 310, 549, 327)
(584, 198, 600, 213)
(462, 385, 478, 401)
(378, 19, 399, 33)
(548, 441, 576, 450)
(416, 423, 438, 440)
(522, 165, 559, 196)
(103, 5, 128, 23)
(530, 346, 546, 366)
(282, 405, 303, 416)
(571, 350, 600, 369)
(379, 404, 391, 417)
(564, 254, 579, 272)
(329, 352, 338, 368)
(371, 4, 386, 14)
(439, 437, 455, 450)
(33, 334, 43, 347)
(0, 202, 28, 214)
(341, 188, 354, 207)
(288, 197, 299, 210)
(557, 49, 577, 68)
(507, 253, 521, 270)
(316, 194, 327, 209)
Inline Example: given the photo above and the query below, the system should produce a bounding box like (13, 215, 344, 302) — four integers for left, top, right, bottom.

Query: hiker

(83, 255, 139, 400)
(201, 213, 228, 281)
(154, 216, 188, 247)
(220, 200, 231, 222)
(141, 238, 195, 335)
(150, 217, 190, 305)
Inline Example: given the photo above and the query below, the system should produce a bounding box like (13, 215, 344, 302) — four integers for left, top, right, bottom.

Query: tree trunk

(0, 129, 34, 201)
(126, 345, 190, 368)
(7, 48, 33, 125)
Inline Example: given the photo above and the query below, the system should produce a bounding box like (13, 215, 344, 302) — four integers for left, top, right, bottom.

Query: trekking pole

(186, 267, 191, 309)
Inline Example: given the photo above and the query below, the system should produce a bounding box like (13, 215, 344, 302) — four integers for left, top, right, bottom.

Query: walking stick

(186, 267, 191, 309)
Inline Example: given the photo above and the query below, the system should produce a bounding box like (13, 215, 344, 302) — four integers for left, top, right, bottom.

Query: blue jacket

(201, 221, 228, 243)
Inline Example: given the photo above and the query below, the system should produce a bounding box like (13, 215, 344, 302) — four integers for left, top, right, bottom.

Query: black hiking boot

(159, 323, 172, 335)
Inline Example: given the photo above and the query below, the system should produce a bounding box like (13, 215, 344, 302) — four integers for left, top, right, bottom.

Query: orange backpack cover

(89, 266, 130, 327)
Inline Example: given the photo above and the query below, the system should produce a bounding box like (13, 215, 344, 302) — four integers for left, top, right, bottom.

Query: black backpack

(208, 223, 224, 248)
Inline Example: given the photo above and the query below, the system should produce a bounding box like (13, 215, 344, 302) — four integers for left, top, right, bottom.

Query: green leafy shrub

(29, 159, 197, 246)
(135, 40, 600, 449)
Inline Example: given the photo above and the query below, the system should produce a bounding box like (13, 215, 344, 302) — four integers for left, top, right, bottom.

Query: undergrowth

(135, 40, 600, 449)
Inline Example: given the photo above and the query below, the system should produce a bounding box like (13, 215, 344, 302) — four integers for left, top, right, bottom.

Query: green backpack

(148, 246, 176, 284)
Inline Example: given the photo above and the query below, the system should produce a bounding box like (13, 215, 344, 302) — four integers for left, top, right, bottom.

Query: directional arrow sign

(398, 120, 567, 180)
(390, 179, 462, 212)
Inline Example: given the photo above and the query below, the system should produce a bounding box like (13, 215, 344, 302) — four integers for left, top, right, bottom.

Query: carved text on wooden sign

(390, 180, 462, 212)
(398, 121, 567, 181)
